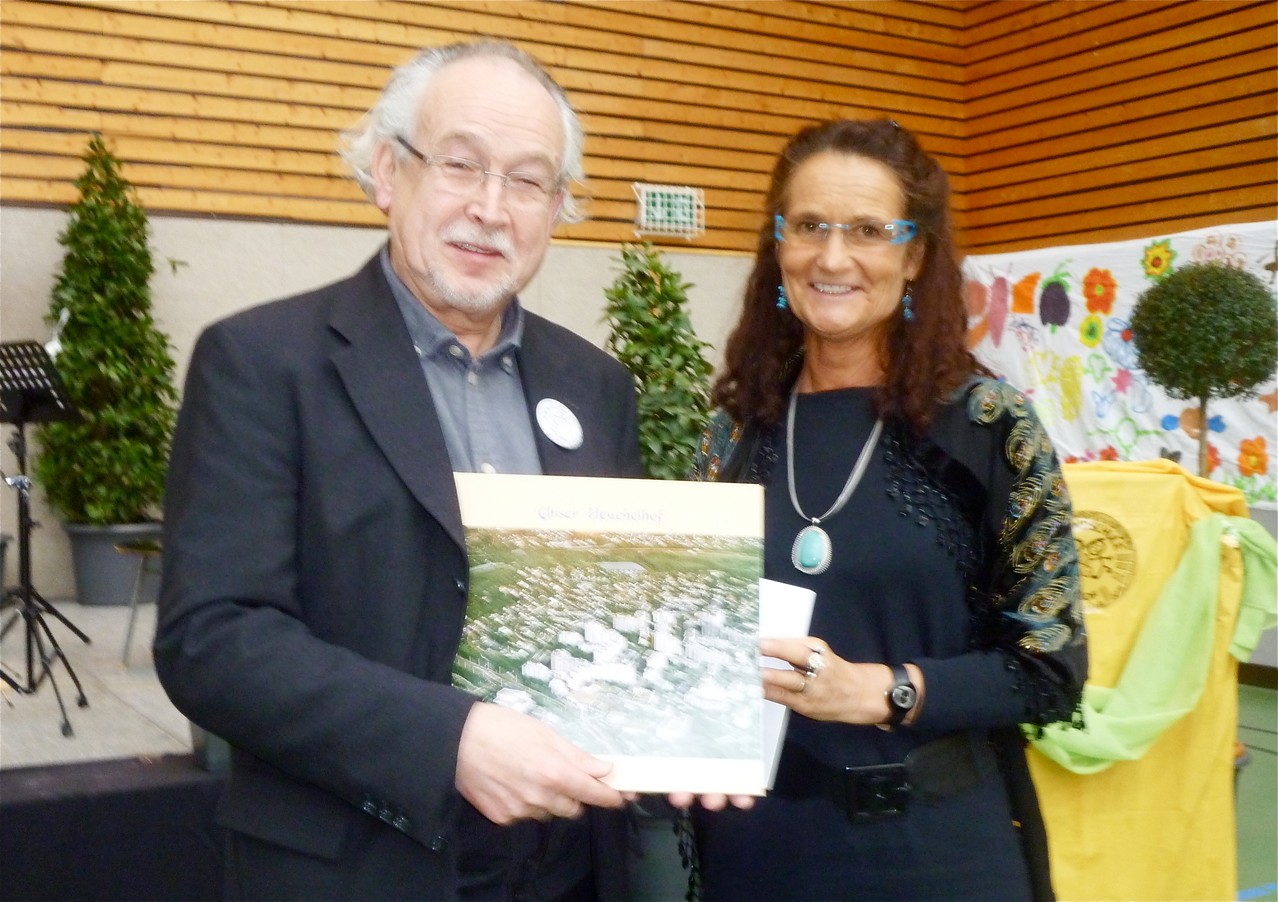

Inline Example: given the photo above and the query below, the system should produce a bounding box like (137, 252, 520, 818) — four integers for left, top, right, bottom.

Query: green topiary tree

(604, 243, 713, 480)
(1131, 261, 1277, 477)
(35, 134, 178, 524)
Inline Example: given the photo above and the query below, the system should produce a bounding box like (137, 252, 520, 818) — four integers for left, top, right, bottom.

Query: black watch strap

(885, 663, 918, 726)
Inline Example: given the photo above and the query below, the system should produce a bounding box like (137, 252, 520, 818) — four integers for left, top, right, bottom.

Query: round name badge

(535, 398, 583, 450)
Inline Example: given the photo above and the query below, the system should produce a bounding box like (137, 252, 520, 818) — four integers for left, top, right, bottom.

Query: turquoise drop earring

(777, 284, 788, 310)
(901, 281, 914, 321)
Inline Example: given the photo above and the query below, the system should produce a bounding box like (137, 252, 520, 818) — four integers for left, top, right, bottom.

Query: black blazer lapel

(520, 315, 588, 476)
(327, 257, 466, 553)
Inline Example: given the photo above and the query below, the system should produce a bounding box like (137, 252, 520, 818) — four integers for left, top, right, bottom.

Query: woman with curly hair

(690, 119, 1087, 901)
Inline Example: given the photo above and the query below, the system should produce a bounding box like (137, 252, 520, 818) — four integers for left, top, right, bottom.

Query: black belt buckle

(843, 763, 910, 821)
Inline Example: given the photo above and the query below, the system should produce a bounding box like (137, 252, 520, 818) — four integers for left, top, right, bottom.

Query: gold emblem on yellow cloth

(1072, 510, 1136, 608)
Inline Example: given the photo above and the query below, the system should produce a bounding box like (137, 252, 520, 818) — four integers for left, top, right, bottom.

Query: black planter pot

(64, 522, 163, 606)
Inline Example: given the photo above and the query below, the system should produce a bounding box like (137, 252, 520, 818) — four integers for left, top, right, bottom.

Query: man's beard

(423, 266, 519, 315)
(426, 226, 521, 315)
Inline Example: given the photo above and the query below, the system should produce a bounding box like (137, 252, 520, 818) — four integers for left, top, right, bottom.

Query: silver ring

(805, 648, 825, 678)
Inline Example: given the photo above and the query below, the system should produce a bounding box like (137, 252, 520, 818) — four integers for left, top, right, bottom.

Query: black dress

(695, 388, 1033, 901)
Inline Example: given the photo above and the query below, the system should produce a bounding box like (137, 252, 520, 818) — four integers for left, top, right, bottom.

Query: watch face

(891, 684, 917, 709)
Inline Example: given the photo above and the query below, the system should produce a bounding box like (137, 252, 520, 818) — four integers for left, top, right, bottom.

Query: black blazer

(154, 254, 643, 898)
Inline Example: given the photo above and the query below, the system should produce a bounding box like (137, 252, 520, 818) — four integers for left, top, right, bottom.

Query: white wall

(0, 204, 751, 599)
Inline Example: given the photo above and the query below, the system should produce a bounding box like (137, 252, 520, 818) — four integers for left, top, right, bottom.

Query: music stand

(0, 340, 88, 736)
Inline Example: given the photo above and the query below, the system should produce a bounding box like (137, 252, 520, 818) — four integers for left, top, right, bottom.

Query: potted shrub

(1131, 261, 1277, 477)
(603, 242, 714, 480)
(603, 242, 714, 900)
(34, 135, 178, 605)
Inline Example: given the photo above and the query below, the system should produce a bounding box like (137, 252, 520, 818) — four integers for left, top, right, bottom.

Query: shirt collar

(380, 245, 525, 363)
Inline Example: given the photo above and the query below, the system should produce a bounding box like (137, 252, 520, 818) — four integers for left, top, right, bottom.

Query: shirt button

(449, 345, 464, 358)
(467, 371, 478, 386)
(480, 462, 496, 474)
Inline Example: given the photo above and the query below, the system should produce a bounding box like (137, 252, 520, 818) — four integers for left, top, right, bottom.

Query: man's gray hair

(339, 41, 584, 223)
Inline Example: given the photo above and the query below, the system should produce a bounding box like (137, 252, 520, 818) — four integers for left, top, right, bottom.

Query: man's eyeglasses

(395, 136, 560, 206)
(775, 214, 917, 247)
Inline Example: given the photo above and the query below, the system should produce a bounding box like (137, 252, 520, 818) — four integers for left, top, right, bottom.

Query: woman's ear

(904, 240, 925, 282)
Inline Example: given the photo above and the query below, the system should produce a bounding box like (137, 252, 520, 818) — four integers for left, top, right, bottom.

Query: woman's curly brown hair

(712, 119, 985, 436)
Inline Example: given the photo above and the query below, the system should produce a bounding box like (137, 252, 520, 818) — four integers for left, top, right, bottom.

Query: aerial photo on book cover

(453, 473, 765, 795)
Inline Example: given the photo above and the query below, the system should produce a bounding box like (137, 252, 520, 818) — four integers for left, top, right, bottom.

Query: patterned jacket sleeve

(690, 409, 742, 482)
(962, 378, 1088, 729)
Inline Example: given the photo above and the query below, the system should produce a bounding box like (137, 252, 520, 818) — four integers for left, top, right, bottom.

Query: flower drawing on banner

(1161, 408, 1226, 439)
(1061, 356, 1085, 421)
(966, 279, 987, 317)
(1012, 272, 1040, 314)
(1084, 352, 1113, 383)
(1024, 350, 1084, 425)
(1011, 319, 1041, 355)
(1102, 317, 1140, 369)
(1260, 388, 1278, 413)
(1192, 234, 1248, 269)
(1208, 443, 1221, 474)
(986, 275, 1010, 347)
(1141, 239, 1176, 280)
(1095, 370, 1153, 420)
(1038, 262, 1073, 330)
(1091, 387, 1117, 419)
(964, 278, 990, 348)
(1083, 268, 1118, 314)
(1239, 436, 1269, 477)
(1100, 446, 1120, 461)
(1090, 402, 1162, 456)
(1079, 315, 1104, 348)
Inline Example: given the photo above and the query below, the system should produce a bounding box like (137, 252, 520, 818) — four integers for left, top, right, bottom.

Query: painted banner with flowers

(962, 221, 1277, 508)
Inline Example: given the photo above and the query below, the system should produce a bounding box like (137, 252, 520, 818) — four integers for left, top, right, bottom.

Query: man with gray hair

(155, 41, 642, 900)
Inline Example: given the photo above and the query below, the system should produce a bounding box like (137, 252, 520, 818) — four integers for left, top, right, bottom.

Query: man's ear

(371, 140, 397, 213)
(547, 189, 565, 226)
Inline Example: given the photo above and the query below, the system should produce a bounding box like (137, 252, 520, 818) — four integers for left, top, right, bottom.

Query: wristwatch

(885, 664, 918, 726)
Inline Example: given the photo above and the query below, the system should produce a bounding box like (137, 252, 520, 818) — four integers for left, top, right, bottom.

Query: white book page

(758, 578, 816, 790)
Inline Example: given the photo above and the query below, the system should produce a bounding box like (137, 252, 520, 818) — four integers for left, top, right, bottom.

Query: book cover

(453, 473, 765, 794)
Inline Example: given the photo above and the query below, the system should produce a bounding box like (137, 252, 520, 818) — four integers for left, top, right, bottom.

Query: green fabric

(1031, 514, 1277, 775)
(1228, 518, 1278, 659)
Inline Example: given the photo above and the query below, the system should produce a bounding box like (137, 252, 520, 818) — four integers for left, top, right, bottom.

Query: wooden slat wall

(1, 1, 1272, 256)
(0, 0, 964, 254)
(961, 0, 1277, 253)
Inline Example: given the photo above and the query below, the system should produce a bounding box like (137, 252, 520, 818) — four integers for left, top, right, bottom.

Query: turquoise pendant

(792, 523, 832, 575)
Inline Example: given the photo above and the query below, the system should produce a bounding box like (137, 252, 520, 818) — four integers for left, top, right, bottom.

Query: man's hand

(456, 702, 626, 825)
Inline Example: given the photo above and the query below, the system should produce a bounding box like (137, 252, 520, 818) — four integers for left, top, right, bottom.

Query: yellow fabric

(1029, 460, 1247, 902)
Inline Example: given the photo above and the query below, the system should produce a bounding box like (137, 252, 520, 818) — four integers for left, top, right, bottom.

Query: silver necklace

(786, 386, 883, 575)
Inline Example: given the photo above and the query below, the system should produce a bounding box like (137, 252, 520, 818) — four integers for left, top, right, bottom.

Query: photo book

(453, 472, 767, 795)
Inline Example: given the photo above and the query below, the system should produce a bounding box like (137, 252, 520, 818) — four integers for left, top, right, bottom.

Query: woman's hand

(666, 792, 756, 811)
(759, 636, 898, 726)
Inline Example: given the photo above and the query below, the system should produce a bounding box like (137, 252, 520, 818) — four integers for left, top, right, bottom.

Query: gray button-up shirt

(381, 250, 541, 475)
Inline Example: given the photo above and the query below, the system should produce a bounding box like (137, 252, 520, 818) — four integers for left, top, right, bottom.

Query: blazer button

(361, 800, 378, 816)
(393, 815, 412, 832)
(454, 579, 465, 593)
(429, 835, 448, 852)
